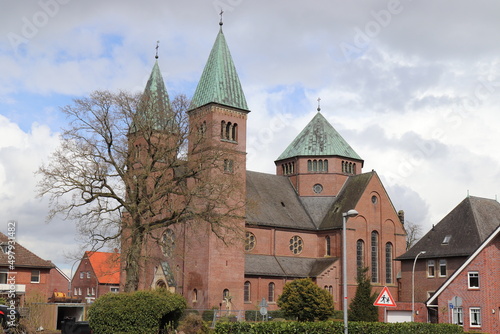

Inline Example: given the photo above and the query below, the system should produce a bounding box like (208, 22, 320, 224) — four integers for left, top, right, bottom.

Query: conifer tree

(348, 267, 378, 322)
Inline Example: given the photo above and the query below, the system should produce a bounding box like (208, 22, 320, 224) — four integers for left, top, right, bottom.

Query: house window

(74, 288, 77, 296)
(427, 260, 435, 278)
(385, 243, 393, 284)
(371, 231, 379, 283)
(325, 236, 331, 256)
(87, 271, 91, 279)
(161, 228, 175, 257)
(244, 281, 251, 302)
(31, 270, 40, 283)
(78, 288, 82, 295)
(0, 270, 7, 284)
(91, 287, 95, 296)
(356, 239, 364, 269)
(87, 288, 90, 296)
(80, 272, 84, 279)
(468, 271, 479, 289)
(470, 307, 481, 327)
(452, 307, 463, 326)
(245, 232, 256, 251)
(110, 287, 119, 293)
(439, 259, 447, 277)
(289, 235, 304, 255)
(268, 282, 275, 302)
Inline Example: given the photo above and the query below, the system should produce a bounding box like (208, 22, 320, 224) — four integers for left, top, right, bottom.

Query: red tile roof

(0, 232, 54, 268)
(86, 251, 120, 285)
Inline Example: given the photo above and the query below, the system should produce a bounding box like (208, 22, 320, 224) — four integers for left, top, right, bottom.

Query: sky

(1, 0, 499, 276)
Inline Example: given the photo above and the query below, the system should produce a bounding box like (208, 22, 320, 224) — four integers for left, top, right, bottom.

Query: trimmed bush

(88, 289, 186, 334)
(214, 320, 464, 334)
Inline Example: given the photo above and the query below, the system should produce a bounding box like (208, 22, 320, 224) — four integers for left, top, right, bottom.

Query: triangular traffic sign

(373, 286, 396, 307)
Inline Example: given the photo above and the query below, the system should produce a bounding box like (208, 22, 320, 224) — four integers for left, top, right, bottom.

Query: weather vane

(317, 97, 321, 112)
(155, 41, 159, 59)
(219, 9, 224, 26)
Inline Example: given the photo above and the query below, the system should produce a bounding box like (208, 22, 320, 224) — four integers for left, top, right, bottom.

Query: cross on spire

(219, 9, 224, 26)
(155, 41, 159, 59)
(317, 97, 321, 112)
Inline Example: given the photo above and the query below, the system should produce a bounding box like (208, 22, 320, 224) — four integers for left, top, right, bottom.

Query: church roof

(189, 27, 249, 112)
(130, 60, 173, 133)
(397, 196, 500, 260)
(246, 170, 379, 231)
(246, 171, 316, 230)
(245, 254, 337, 278)
(276, 112, 362, 162)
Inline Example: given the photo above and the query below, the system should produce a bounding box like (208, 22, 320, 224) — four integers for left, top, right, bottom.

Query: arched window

(232, 123, 238, 141)
(244, 281, 251, 302)
(308, 160, 312, 171)
(223, 289, 230, 301)
(193, 288, 198, 302)
(356, 239, 365, 269)
(268, 282, 275, 302)
(318, 160, 323, 172)
(353, 163, 356, 174)
(220, 121, 226, 139)
(371, 231, 379, 283)
(313, 160, 318, 171)
(225, 122, 232, 140)
(324, 160, 328, 172)
(386, 243, 393, 284)
(325, 236, 331, 256)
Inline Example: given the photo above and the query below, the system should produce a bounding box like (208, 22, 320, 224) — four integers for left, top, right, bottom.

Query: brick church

(125, 22, 407, 313)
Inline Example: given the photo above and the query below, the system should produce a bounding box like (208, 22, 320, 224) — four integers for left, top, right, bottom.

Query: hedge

(88, 289, 186, 334)
(214, 321, 464, 334)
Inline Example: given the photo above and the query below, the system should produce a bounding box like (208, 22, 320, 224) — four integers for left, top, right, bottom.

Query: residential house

(396, 196, 500, 324)
(0, 232, 69, 306)
(72, 251, 120, 303)
(426, 224, 500, 333)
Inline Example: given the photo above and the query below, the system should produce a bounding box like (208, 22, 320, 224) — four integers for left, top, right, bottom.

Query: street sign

(374, 286, 397, 307)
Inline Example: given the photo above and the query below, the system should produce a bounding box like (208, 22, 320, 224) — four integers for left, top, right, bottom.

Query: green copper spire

(131, 59, 173, 132)
(189, 27, 249, 111)
(277, 112, 362, 161)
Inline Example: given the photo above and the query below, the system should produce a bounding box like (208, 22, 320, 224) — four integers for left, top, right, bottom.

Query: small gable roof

(398, 196, 500, 260)
(0, 233, 54, 269)
(86, 251, 120, 285)
(319, 172, 374, 230)
(276, 112, 362, 162)
(245, 254, 337, 278)
(426, 224, 500, 306)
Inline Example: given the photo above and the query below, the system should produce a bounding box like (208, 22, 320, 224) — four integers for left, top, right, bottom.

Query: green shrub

(88, 289, 186, 334)
(214, 320, 464, 334)
(177, 313, 210, 334)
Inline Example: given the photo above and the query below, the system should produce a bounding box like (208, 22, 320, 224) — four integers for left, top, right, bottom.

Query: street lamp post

(342, 209, 359, 334)
(412, 250, 426, 321)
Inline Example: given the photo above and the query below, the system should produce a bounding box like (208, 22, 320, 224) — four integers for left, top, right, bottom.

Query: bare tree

(37, 90, 245, 292)
(404, 219, 423, 250)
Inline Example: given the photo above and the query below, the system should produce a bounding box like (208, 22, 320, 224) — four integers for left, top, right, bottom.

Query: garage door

(386, 310, 412, 323)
